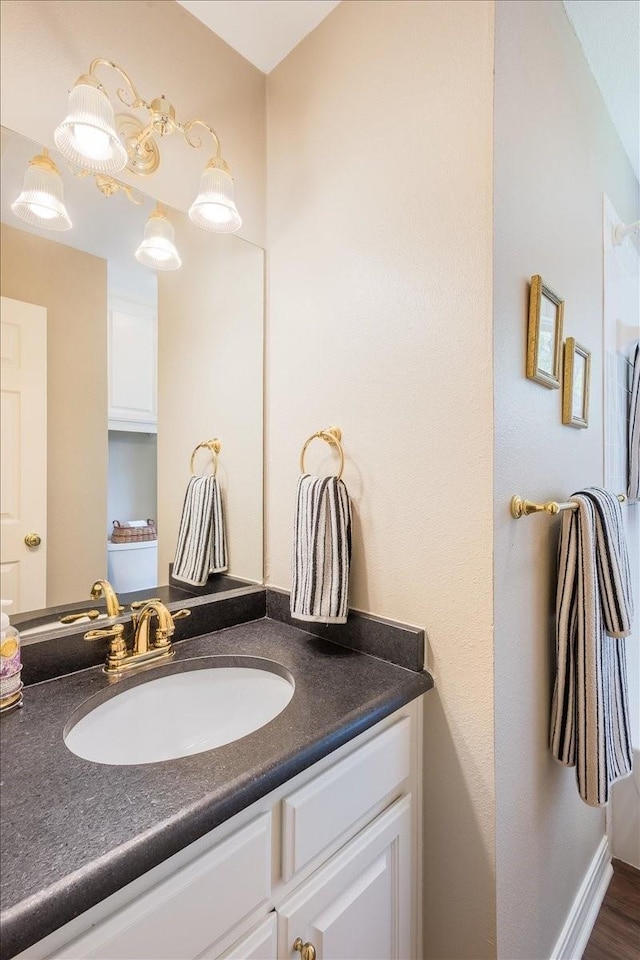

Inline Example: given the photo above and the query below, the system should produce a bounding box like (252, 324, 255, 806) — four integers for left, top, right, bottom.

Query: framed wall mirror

(0, 126, 264, 627)
(526, 274, 564, 388)
(562, 337, 591, 428)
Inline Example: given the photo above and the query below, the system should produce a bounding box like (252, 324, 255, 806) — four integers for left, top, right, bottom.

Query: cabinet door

(277, 796, 412, 960)
(211, 914, 277, 960)
(108, 295, 157, 429)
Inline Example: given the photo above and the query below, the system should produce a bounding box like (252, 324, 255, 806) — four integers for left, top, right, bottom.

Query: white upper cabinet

(108, 292, 157, 432)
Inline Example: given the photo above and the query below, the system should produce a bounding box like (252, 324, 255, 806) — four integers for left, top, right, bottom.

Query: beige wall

(0, 0, 266, 248)
(493, 2, 640, 958)
(266, 2, 496, 955)
(157, 212, 264, 585)
(1, 224, 108, 606)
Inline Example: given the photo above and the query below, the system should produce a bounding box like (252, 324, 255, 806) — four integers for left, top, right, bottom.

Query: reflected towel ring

(299, 427, 344, 480)
(190, 439, 221, 478)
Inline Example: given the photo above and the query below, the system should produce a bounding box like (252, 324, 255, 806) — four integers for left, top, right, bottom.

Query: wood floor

(582, 858, 640, 960)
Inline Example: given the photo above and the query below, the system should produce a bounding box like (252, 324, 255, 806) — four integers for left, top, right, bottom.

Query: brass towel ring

(299, 426, 344, 480)
(190, 439, 221, 478)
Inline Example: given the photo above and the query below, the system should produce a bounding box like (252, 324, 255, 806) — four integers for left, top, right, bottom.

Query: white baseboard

(550, 835, 612, 960)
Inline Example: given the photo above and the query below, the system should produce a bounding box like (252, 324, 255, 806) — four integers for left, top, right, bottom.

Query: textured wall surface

(266, 2, 496, 955)
(1, 223, 108, 605)
(0, 0, 266, 247)
(493, 2, 640, 957)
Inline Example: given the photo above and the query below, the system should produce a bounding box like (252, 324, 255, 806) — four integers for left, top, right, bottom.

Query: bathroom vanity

(0, 602, 431, 960)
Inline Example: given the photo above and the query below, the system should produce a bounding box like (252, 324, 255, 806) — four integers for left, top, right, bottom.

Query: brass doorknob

(293, 938, 316, 960)
(24, 533, 42, 548)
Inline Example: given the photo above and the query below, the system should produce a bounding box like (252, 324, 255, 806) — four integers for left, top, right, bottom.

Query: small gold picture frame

(562, 338, 591, 428)
(527, 275, 564, 388)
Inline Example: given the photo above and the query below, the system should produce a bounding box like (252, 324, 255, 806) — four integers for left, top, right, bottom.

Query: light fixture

(135, 205, 182, 271)
(54, 59, 242, 233)
(11, 148, 72, 231)
(69, 166, 143, 205)
(54, 74, 127, 174)
(188, 157, 242, 233)
(612, 220, 640, 247)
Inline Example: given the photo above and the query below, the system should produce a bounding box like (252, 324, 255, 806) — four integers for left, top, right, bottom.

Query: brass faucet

(84, 599, 190, 675)
(132, 599, 187, 653)
(90, 579, 124, 617)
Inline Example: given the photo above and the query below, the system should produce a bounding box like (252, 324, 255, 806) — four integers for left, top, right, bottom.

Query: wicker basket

(111, 520, 157, 543)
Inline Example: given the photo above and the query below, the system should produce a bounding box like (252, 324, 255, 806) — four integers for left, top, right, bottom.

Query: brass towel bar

(190, 439, 221, 477)
(511, 493, 627, 519)
(299, 426, 344, 480)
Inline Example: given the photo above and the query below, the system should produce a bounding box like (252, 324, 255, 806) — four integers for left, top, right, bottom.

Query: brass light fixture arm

(68, 164, 144, 204)
(180, 118, 223, 159)
(88, 58, 148, 111)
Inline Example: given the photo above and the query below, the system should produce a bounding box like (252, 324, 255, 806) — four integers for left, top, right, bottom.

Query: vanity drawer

(281, 716, 411, 881)
(53, 813, 272, 960)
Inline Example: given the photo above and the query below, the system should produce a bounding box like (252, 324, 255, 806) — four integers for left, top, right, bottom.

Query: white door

(277, 796, 412, 960)
(1, 296, 47, 612)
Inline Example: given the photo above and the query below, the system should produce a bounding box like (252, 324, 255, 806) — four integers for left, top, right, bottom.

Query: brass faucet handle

(84, 623, 125, 642)
(60, 609, 101, 624)
(130, 598, 162, 610)
(83, 623, 128, 669)
(171, 609, 191, 622)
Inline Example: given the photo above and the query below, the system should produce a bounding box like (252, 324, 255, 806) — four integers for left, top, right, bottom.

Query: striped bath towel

(172, 476, 227, 586)
(628, 342, 640, 500)
(550, 487, 634, 806)
(291, 474, 352, 624)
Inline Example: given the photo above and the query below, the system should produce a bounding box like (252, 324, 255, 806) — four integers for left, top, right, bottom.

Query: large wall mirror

(0, 126, 264, 626)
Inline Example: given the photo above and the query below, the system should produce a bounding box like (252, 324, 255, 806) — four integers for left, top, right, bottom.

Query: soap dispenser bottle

(0, 600, 23, 713)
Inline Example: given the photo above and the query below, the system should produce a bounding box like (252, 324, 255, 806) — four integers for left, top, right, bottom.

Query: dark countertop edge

(0, 673, 431, 957)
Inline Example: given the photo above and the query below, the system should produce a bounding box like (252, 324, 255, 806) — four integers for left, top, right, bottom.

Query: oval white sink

(64, 664, 294, 765)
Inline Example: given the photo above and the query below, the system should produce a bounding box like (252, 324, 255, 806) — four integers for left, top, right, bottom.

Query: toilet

(107, 540, 158, 594)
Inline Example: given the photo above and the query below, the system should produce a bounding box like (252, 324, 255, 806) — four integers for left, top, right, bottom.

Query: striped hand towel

(172, 476, 228, 586)
(291, 474, 352, 624)
(550, 487, 634, 806)
(628, 342, 640, 500)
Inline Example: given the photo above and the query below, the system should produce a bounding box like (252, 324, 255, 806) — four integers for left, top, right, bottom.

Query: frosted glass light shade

(11, 153, 72, 232)
(54, 79, 127, 174)
(135, 208, 182, 271)
(188, 160, 242, 234)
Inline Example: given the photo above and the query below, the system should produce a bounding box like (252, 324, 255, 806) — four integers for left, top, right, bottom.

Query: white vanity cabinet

(107, 292, 157, 432)
(19, 699, 423, 960)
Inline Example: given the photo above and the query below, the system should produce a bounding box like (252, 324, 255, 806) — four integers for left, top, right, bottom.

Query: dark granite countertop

(0, 617, 432, 959)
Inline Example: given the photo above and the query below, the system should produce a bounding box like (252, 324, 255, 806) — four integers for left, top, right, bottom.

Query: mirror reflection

(0, 127, 264, 623)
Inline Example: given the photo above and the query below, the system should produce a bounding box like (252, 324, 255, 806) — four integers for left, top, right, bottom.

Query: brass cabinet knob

(24, 533, 42, 548)
(293, 938, 316, 960)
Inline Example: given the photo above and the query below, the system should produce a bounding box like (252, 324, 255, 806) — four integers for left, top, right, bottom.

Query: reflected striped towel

(291, 474, 352, 624)
(550, 487, 634, 806)
(172, 476, 227, 586)
(628, 343, 640, 500)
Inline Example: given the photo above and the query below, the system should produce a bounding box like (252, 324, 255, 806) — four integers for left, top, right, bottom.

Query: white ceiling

(563, 0, 640, 181)
(177, 0, 341, 74)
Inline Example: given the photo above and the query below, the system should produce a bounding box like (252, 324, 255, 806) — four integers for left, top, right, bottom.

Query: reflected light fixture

(11, 148, 72, 231)
(135, 204, 182, 271)
(54, 59, 242, 234)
